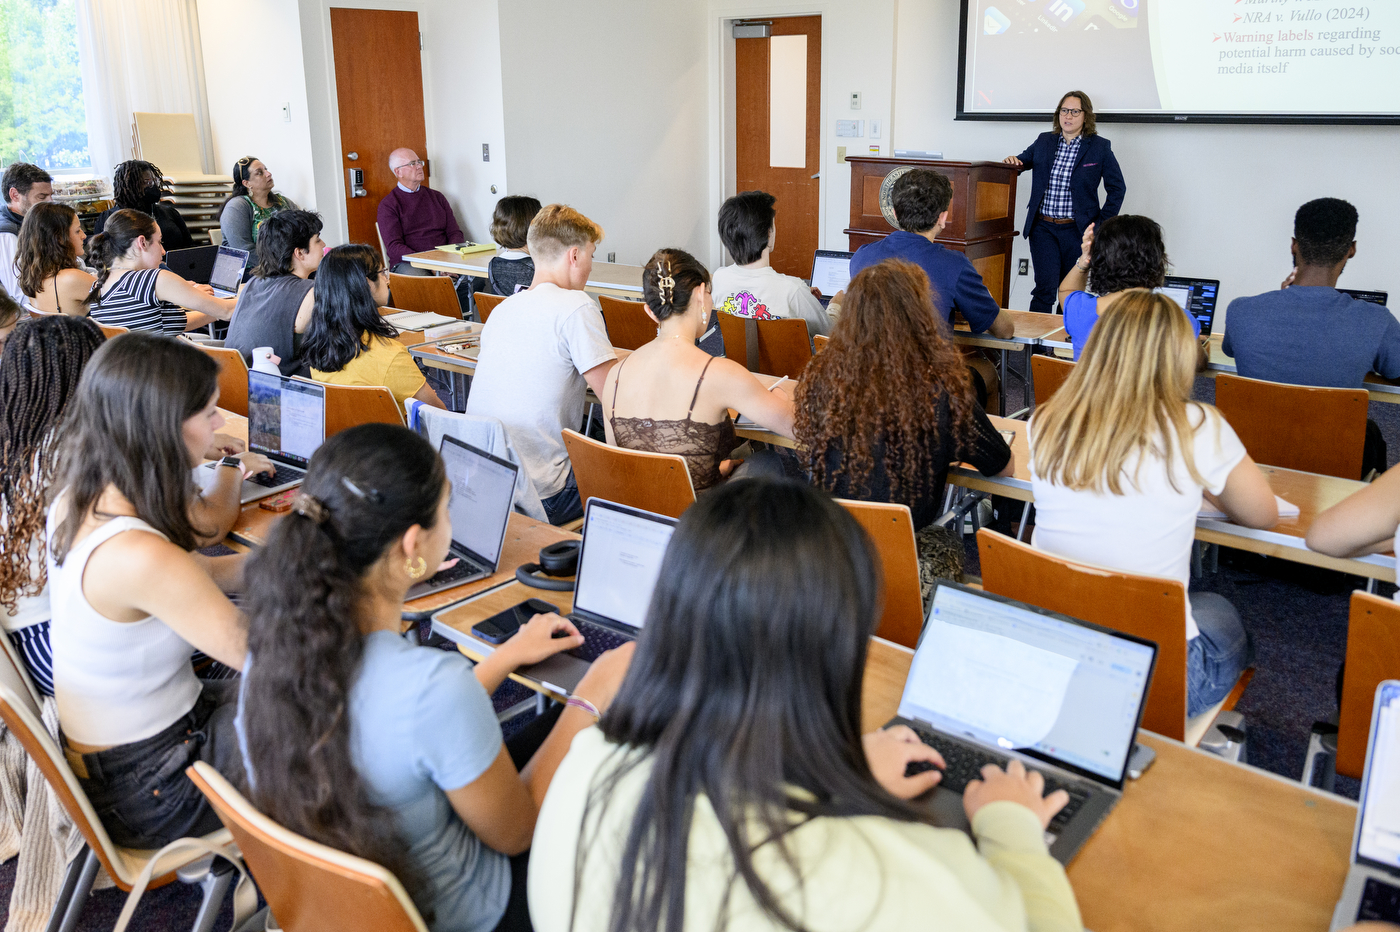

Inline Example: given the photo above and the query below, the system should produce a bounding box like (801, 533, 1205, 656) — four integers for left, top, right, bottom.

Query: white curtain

(74, 0, 216, 180)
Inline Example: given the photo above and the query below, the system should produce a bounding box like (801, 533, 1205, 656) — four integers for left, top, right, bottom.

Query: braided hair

(111, 160, 167, 210)
(641, 248, 710, 323)
(0, 316, 105, 613)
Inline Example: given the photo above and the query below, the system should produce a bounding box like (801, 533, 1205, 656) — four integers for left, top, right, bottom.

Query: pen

(768, 376, 790, 393)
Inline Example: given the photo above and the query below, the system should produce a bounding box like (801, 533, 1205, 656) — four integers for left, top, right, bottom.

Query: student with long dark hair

(218, 156, 300, 252)
(17, 201, 94, 315)
(84, 209, 236, 333)
(238, 423, 627, 932)
(46, 333, 272, 847)
(0, 316, 105, 694)
(303, 244, 445, 408)
(529, 478, 1081, 932)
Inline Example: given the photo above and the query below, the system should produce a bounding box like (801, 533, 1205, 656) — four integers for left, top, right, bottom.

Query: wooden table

(952, 309, 1066, 416)
(860, 637, 1355, 932)
(1201, 334, 1400, 405)
(403, 249, 645, 299)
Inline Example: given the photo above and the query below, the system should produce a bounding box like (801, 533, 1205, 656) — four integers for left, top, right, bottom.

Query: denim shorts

(64, 681, 243, 849)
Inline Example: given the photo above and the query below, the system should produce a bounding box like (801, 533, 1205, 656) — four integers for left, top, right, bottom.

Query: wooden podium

(843, 158, 1020, 307)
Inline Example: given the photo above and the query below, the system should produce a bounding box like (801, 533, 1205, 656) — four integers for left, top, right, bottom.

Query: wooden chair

(96, 322, 129, 340)
(813, 334, 829, 354)
(474, 291, 505, 324)
(188, 762, 427, 932)
(1303, 591, 1400, 788)
(320, 383, 406, 437)
(598, 295, 656, 351)
(1031, 355, 1074, 408)
(0, 682, 238, 931)
(198, 344, 250, 417)
(387, 272, 462, 320)
(561, 429, 695, 518)
(716, 311, 813, 380)
(976, 529, 1252, 747)
(838, 500, 925, 649)
(1213, 373, 1368, 479)
(374, 222, 390, 271)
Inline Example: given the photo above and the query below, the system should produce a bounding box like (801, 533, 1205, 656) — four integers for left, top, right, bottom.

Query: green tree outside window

(0, 0, 89, 170)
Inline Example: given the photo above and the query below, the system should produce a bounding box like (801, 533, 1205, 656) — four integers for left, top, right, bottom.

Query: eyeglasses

(375, 268, 390, 279)
(1059, 107, 1084, 117)
(395, 160, 425, 169)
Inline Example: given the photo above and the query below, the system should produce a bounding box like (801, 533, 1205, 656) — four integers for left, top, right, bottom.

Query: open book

(1198, 495, 1299, 521)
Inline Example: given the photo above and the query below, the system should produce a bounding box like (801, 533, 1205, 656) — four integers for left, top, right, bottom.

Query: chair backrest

(837, 500, 924, 648)
(0, 683, 139, 890)
(1031, 355, 1074, 408)
(474, 291, 505, 324)
(405, 401, 548, 523)
(598, 296, 656, 351)
(1213, 373, 1368, 479)
(560, 429, 695, 518)
(716, 311, 813, 380)
(386, 273, 462, 320)
(813, 334, 829, 354)
(976, 529, 1188, 740)
(1338, 591, 1400, 778)
(96, 323, 129, 340)
(374, 222, 389, 271)
(321, 383, 406, 437)
(187, 762, 428, 932)
(199, 344, 250, 417)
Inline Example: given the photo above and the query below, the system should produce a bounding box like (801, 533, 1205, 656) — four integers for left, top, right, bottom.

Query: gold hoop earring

(405, 556, 428, 579)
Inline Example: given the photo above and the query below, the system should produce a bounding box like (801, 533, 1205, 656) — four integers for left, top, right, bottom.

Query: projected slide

(961, 0, 1400, 119)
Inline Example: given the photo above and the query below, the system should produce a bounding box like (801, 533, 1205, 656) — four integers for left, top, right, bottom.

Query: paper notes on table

(1198, 495, 1300, 522)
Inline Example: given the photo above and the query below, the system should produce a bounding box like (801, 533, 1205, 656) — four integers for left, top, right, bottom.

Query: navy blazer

(1016, 132, 1126, 237)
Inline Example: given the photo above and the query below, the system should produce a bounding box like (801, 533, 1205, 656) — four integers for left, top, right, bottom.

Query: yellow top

(310, 335, 426, 406)
(528, 727, 1083, 932)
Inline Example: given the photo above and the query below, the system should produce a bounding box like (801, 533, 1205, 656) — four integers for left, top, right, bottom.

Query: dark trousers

(1365, 418, 1389, 479)
(1027, 220, 1083, 314)
(392, 261, 474, 315)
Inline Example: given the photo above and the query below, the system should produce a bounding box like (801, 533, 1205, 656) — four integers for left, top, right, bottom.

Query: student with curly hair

(94, 160, 195, 251)
(1055, 214, 1179, 360)
(17, 201, 94, 315)
(795, 259, 1012, 587)
(601, 248, 792, 492)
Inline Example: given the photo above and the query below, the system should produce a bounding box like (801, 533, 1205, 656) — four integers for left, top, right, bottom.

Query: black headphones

(515, 540, 580, 591)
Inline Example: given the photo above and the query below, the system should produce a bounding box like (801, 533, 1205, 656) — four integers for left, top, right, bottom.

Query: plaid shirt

(1041, 134, 1082, 219)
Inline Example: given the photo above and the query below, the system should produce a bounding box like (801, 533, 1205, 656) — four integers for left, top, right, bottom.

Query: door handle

(347, 152, 359, 161)
(810, 173, 820, 179)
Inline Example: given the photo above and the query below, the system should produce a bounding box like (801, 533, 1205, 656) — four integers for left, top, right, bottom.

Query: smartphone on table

(471, 598, 559, 644)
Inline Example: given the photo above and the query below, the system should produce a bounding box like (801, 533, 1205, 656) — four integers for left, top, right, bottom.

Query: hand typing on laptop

(471, 612, 587, 696)
(964, 760, 1071, 830)
(864, 725, 947, 799)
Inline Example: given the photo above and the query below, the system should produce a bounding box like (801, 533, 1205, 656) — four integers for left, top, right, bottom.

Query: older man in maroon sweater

(377, 147, 472, 310)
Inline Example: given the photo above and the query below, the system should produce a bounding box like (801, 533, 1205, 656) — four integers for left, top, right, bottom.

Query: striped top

(88, 268, 187, 334)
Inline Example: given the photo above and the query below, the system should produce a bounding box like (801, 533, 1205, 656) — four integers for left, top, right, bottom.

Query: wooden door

(329, 9, 428, 246)
(735, 16, 821, 278)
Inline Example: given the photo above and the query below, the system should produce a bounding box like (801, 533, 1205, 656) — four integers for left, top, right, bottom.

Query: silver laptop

(1332, 680, 1400, 929)
(209, 245, 249, 298)
(514, 500, 678, 695)
(405, 436, 519, 600)
(202, 371, 324, 503)
(887, 582, 1158, 865)
(810, 249, 854, 307)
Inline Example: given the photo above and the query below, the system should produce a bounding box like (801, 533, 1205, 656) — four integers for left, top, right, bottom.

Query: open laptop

(810, 249, 854, 307)
(207, 245, 250, 298)
(1156, 276, 1220, 337)
(513, 500, 678, 695)
(165, 245, 218, 284)
(405, 436, 520, 600)
(887, 582, 1158, 864)
(1331, 680, 1400, 929)
(202, 371, 324, 503)
(1340, 288, 1389, 307)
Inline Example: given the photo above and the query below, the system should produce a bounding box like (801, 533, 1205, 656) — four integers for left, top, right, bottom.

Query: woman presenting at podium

(1003, 91, 1126, 315)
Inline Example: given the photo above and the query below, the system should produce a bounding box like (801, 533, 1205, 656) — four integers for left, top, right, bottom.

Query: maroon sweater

(376, 185, 464, 267)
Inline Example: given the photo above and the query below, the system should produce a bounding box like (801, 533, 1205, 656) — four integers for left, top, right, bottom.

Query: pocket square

(1082, 162, 1099, 167)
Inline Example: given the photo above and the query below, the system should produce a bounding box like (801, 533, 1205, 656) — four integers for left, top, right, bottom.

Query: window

(0, 0, 90, 171)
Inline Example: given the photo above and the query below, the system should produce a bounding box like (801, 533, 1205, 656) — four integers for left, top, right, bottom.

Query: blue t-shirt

(848, 231, 1001, 332)
(238, 632, 508, 932)
(1064, 290, 1199, 361)
(1221, 286, 1400, 389)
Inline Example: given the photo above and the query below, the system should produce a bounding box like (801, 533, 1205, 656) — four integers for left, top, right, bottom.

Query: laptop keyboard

(423, 557, 486, 587)
(906, 728, 1091, 833)
(1360, 877, 1400, 922)
(247, 463, 305, 488)
(566, 618, 634, 662)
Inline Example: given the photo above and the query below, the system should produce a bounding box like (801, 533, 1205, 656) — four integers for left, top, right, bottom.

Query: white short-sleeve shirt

(711, 264, 832, 338)
(466, 283, 616, 498)
(1028, 404, 1247, 640)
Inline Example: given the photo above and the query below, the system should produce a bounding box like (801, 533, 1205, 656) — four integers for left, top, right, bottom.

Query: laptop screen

(810, 250, 854, 298)
(440, 436, 518, 567)
(899, 584, 1156, 785)
(1340, 289, 1389, 307)
(210, 246, 249, 294)
(247, 371, 325, 465)
(1157, 276, 1220, 337)
(572, 501, 677, 631)
(1357, 681, 1400, 870)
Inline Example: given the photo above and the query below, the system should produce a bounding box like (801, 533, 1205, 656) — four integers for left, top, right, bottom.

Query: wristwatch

(218, 455, 248, 479)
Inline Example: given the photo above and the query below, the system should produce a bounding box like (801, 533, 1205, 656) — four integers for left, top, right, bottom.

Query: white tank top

(47, 508, 201, 746)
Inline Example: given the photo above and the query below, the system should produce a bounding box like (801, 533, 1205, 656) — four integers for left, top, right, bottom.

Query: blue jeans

(541, 470, 583, 526)
(1027, 220, 1083, 314)
(1185, 591, 1255, 718)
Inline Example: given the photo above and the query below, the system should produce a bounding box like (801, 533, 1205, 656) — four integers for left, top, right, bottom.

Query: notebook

(1198, 495, 1299, 521)
(810, 250, 854, 307)
(1331, 680, 1400, 929)
(1156, 276, 1220, 337)
(888, 581, 1157, 864)
(201, 371, 324, 503)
